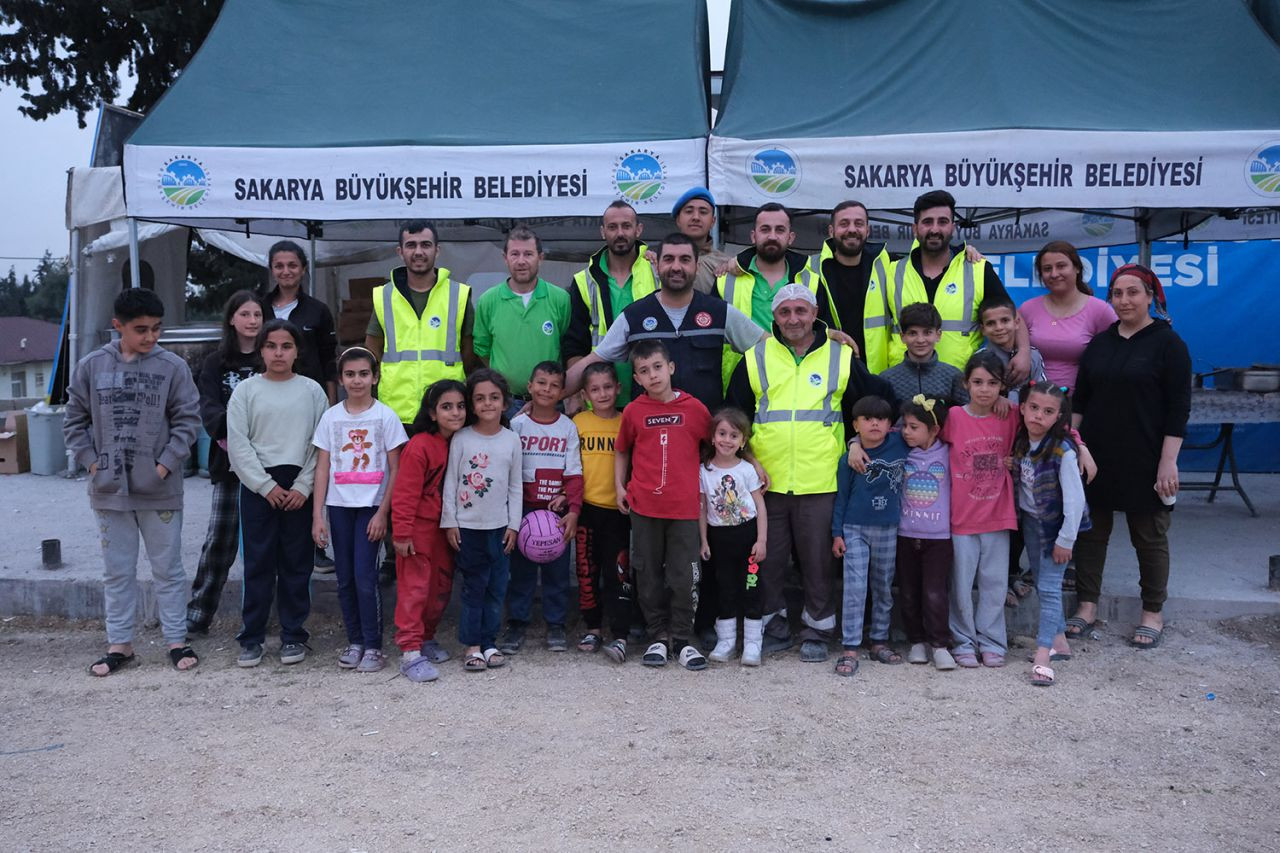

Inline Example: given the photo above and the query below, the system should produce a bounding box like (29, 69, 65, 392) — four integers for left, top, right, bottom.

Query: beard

(833, 233, 865, 259)
(757, 241, 786, 263)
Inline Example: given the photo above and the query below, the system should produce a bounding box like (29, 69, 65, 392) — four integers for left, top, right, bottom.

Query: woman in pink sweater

(1019, 241, 1116, 394)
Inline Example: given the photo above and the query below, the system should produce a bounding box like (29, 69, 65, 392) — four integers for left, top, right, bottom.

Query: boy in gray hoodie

(64, 289, 201, 675)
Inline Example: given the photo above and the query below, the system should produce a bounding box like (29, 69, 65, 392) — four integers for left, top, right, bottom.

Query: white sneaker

(741, 619, 763, 667)
(932, 647, 957, 671)
(677, 644, 708, 671)
(907, 642, 929, 665)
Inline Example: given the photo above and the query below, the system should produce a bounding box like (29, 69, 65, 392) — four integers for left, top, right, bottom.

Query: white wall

(0, 360, 54, 401)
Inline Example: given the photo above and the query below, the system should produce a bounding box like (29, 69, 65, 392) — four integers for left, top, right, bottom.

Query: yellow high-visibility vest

(572, 245, 658, 347)
(744, 335, 853, 495)
(715, 260, 819, 391)
(874, 248, 988, 371)
(372, 267, 470, 423)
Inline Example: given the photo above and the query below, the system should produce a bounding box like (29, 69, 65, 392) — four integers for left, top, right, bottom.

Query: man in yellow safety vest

(365, 219, 477, 426)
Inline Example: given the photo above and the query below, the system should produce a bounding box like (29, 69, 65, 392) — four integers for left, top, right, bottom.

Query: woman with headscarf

(1067, 264, 1191, 649)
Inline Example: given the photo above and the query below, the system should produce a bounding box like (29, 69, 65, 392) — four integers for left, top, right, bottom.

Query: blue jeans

(1021, 512, 1067, 650)
(328, 505, 383, 649)
(457, 528, 511, 649)
(506, 545, 570, 628)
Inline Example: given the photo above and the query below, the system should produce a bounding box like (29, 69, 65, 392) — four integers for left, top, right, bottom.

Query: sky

(0, 1, 730, 282)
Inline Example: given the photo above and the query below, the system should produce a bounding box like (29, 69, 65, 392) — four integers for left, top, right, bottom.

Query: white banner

(709, 129, 1280, 209)
(124, 139, 707, 220)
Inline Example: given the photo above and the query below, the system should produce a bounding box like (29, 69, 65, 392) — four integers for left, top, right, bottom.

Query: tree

(0, 266, 31, 316)
(185, 237, 265, 321)
(24, 252, 69, 322)
(0, 0, 223, 127)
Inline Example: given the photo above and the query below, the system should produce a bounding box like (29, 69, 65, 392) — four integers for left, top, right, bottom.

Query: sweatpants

(762, 492, 837, 644)
(328, 505, 383, 649)
(507, 540, 571, 628)
(705, 520, 763, 620)
(186, 479, 240, 631)
(394, 522, 455, 651)
(456, 527, 510, 649)
(630, 513, 700, 645)
(96, 508, 187, 645)
(575, 503, 633, 639)
(839, 523, 898, 649)
(896, 536, 953, 648)
(1074, 510, 1172, 613)
(949, 530, 1009, 656)
(237, 466, 313, 648)
(1021, 513, 1068, 650)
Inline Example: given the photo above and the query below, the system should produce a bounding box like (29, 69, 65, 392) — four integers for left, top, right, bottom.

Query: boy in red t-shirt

(614, 340, 711, 671)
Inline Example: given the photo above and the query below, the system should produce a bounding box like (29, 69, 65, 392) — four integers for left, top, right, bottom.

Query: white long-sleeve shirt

(441, 426, 524, 531)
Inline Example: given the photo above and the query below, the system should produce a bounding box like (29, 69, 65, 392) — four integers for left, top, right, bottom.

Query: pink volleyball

(518, 509, 567, 562)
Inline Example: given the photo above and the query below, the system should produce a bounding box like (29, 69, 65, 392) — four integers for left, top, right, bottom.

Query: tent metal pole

(310, 233, 318, 301)
(127, 218, 141, 288)
(67, 229, 79, 371)
(1137, 209, 1152, 267)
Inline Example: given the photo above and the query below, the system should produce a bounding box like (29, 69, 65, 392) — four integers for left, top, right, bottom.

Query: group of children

(68, 287, 1090, 689)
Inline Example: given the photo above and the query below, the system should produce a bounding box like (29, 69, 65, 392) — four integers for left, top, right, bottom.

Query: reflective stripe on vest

(580, 256, 658, 348)
(752, 341, 844, 426)
(862, 255, 894, 330)
(893, 256, 975, 336)
(380, 277, 462, 364)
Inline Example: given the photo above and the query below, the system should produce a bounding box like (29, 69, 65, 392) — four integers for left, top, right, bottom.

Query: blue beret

(671, 186, 716, 219)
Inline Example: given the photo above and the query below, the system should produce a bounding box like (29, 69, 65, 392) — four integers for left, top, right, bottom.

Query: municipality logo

(1081, 213, 1114, 237)
(1246, 142, 1280, 196)
(541, 320, 554, 336)
(749, 147, 800, 198)
(808, 373, 822, 386)
(159, 156, 209, 208)
(612, 149, 666, 204)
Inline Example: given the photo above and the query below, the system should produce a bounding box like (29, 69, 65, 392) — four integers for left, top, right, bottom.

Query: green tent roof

(130, 0, 710, 148)
(715, 0, 1280, 140)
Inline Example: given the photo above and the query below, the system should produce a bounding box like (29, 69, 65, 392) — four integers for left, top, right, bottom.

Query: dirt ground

(1, 613, 1278, 852)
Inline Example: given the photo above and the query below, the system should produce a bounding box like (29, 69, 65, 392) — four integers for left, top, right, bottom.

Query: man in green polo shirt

(714, 203, 817, 331)
(474, 225, 570, 412)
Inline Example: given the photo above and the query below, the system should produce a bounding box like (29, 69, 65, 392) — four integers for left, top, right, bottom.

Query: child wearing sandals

(441, 369, 524, 673)
(65, 288, 201, 676)
(832, 395, 908, 678)
(572, 362, 634, 663)
(392, 379, 468, 683)
(1013, 382, 1089, 687)
(311, 347, 407, 673)
(697, 407, 767, 666)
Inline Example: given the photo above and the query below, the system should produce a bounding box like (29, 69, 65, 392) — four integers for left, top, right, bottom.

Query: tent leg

(67, 229, 79, 372)
(128, 218, 141, 288)
(1137, 209, 1151, 267)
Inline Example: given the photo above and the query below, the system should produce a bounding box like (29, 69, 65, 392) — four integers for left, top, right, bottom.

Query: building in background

(0, 317, 59, 402)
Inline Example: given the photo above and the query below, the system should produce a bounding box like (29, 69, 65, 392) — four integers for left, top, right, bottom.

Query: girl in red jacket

(391, 379, 468, 682)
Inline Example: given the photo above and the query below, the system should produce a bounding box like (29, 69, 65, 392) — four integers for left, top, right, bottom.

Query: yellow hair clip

(912, 394, 938, 426)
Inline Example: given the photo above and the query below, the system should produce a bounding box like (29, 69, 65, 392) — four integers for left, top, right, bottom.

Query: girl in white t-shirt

(312, 347, 408, 673)
(698, 407, 768, 667)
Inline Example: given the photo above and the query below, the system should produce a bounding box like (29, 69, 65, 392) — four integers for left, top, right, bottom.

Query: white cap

(771, 283, 818, 312)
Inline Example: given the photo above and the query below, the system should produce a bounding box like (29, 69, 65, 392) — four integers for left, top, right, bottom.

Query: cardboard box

(347, 277, 383, 301)
(0, 410, 31, 474)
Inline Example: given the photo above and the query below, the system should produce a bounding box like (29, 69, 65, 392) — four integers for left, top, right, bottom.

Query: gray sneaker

(237, 644, 264, 668)
(280, 642, 307, 665)
(546, 625, 568, 652)
(498, 623, 526, 655)
(337, 644, 364, 668)
(356, 649, 386, 673)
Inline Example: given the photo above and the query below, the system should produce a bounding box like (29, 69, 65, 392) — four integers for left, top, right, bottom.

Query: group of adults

(261, 186, 1189, 656)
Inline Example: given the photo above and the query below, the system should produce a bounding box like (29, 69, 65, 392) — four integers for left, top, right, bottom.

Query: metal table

(1182, 390, 1280, 517)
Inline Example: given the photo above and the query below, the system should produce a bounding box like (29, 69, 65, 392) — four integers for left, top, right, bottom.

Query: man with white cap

(726, 283, 895, 663)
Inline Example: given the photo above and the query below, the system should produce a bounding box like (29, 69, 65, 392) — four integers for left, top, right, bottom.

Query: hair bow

(912, 394, 938, 426)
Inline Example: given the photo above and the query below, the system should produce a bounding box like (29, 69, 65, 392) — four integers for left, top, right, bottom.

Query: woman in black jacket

(258, 240, 337, 404)
(185, 291, 262, 634)
(1067, 264, 1191, 650)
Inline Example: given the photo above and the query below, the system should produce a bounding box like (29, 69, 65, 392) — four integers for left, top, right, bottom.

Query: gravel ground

(2, 613, 1278, 852)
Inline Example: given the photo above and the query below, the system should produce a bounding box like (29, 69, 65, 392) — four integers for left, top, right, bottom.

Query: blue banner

(989, 240, 1280, 472)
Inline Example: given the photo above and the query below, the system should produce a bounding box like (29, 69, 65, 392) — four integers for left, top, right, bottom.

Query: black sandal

(577, 632, 602, 653)
(168, 646, 199, 670)
(88, 651, 136, 677)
